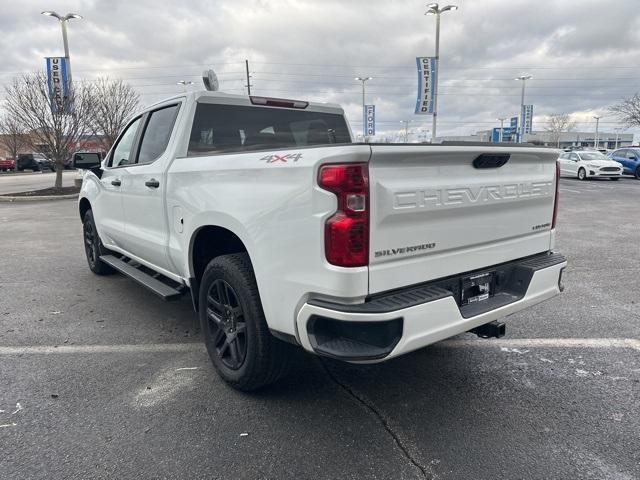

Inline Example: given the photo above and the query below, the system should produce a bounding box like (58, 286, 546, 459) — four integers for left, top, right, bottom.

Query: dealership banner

(46, 57, 71, 113)
(523, 104, 534, 134)
(414, 57, 437, 114)
(365, 104, 375, 136)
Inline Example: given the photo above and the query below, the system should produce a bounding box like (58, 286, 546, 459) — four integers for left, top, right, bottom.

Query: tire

(578, 168, 587, 180)
(82, 210, 115, 275)
(199, 253, 292, 391)
(611, 177, 620, 181)
(635, 167, 640, 180)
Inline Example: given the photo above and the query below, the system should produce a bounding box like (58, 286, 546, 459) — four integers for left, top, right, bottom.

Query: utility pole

(593, 115, 601, 149)
(354, 76, 373, 141)
(400, 120, 411, 143)
(515, 75, 532, 143)
(498, 117, 506, 143)
(425, 3, 458, 143)
(245, 59, 252, 95)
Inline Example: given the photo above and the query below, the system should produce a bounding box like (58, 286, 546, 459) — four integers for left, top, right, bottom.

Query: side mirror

(73, 152, 101, 169)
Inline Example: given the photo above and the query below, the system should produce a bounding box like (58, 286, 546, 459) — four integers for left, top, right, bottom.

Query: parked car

(608, 148, 640, 179)
(0, 158, 16, 171)
(76, 90, 566, 391)
(558, 150, 623, 180)
(17, 153, 55, 172)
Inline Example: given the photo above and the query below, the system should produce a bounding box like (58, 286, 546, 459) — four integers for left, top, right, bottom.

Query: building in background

(440, 130, 634, 149)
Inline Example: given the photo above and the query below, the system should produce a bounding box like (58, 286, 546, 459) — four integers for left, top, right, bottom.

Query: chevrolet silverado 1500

(76, 90, 566, 391)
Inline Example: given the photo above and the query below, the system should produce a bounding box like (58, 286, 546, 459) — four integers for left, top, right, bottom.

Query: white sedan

(558, 150, 624, 180)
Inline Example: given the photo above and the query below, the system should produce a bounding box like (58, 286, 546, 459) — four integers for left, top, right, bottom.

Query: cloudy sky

(1, 0, 639, 141)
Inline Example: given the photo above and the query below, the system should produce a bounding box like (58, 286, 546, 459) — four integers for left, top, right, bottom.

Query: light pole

(400, 120, 412, 143)
(515, 75, 532, 143)
(498, 117, 506, 143)
(593, 115, 601, 149)
(355, 76, 373, 141)
(614, 127, 625, 150)
(177, 80, 195, 92)
(41, 11, 82, 81)
(425, 3, 458, 143)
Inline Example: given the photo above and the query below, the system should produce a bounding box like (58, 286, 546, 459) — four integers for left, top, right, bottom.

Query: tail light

(552, 161, 560, 229)
(318, 163, 369, 267)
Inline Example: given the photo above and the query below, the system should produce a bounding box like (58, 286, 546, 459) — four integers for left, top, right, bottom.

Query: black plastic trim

(307, 316, 402, 361)
(269, 329, 300, 346)
(473, 153, 510, 169)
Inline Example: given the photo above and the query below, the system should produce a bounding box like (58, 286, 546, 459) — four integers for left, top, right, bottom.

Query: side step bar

(99, 255, 185, 301)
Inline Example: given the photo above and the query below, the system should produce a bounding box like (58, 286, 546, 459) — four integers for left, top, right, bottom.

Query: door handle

(111, 179, 121, 187)
(145, 178, 160, 188)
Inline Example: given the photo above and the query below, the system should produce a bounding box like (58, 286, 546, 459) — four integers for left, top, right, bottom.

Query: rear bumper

(296, 252, 566, 362)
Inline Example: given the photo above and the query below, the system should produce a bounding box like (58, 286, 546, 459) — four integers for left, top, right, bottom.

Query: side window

(137, 104, 180, 165)
(569, 153, 579, 161)
(110, 117, 142, 167)
(627, 150, 638, 160)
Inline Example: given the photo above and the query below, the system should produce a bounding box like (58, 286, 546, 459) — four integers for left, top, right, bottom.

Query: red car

(0, 158, 16, 172)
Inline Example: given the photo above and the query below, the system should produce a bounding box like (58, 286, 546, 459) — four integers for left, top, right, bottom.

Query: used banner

(414, 57, 437, 115)
(46, 57, 71, 113)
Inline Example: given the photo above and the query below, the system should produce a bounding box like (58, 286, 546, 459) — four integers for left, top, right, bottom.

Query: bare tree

(88, 77, 140, 152)
(610, 93, 640, 127)
(544, 113, 576, 147)
(3, 72, 95, 189)
(0, 114, 28, 172)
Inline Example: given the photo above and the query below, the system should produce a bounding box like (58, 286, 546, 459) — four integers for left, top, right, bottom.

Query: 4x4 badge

(260, 153, 303, 163)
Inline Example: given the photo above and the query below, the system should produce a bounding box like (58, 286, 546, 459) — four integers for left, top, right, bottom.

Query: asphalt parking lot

(1, 177, 639, 479)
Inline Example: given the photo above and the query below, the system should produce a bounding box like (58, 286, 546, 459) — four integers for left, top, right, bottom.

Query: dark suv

(17, 153, 55, 172)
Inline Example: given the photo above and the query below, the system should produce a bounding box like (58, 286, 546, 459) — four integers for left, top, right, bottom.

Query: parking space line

(441, 338, 640, 351)
(0, 343, 204, 355)
(0, 338, 637, 355)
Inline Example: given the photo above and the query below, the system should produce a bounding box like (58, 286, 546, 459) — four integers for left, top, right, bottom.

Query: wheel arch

(79, 197, 92, 221)
(188, 224, 258, 313)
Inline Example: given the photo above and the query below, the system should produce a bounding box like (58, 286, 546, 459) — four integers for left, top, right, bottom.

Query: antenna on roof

(202, 69, 219, 91)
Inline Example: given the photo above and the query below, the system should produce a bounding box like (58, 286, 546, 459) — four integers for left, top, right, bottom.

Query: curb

(0, 194, 78, 202)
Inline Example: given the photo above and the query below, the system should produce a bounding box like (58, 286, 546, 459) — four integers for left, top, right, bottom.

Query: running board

(99, 255, 185, 301)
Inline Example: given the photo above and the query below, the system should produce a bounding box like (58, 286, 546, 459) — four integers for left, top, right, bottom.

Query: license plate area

(460, 272, 494, 306)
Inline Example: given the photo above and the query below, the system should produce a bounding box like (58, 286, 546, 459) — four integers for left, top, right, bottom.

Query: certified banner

(365, 104, 375, 136)
(414, 57, 437, 115)
(46, 57, 71, 113)
(523, 104, 534, 134)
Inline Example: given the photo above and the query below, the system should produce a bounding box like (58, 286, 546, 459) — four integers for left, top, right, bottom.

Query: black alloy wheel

(82, 210, 114, 275)
(205, 279, 247, 370)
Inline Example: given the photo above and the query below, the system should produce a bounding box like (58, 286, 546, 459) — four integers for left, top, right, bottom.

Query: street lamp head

(354, 76, 373, 82)
(41, 10, 62, 19)
(42, 11, 82, 21)
(441, 5, 458, 12)
(515, 75, 533, 81)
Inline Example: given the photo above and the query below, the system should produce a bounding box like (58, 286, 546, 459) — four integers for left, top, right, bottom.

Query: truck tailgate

(368, 145, 559, 294)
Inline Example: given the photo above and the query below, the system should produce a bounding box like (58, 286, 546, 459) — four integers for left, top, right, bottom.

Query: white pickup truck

(75, 90, 566, 391)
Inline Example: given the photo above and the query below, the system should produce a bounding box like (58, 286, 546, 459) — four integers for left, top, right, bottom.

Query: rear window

(188, 103, 351, 155)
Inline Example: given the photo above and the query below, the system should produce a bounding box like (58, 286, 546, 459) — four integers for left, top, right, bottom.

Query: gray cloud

(1, 0, 639, 139)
